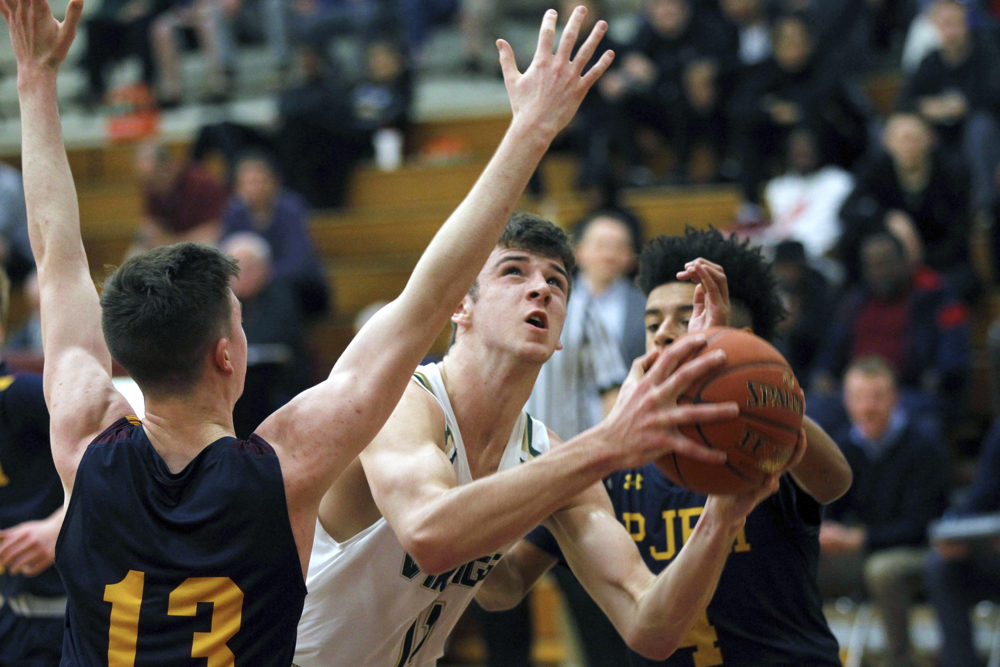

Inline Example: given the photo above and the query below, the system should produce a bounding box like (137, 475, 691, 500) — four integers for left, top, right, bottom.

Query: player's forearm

(399, 118, 552, 324)
(475, 552, 535, 611)
(625, 502, 745, 660)
(402, 427, 617, 574)
(17, 71, 85, 271)
(790, 417, 852, 505)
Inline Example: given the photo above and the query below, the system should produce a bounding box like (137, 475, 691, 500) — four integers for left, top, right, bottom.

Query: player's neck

(439, 347, 540, 475)
(140, 390, 237, 474)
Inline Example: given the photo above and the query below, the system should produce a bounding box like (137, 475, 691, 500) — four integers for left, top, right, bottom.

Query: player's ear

(214, 337, 234, 375)
(451, 294, 473, 329)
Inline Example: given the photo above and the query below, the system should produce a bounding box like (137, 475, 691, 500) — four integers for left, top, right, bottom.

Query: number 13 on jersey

(105, 570, 244, 667)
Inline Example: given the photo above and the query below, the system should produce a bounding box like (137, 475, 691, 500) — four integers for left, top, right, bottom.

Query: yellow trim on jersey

(0, 375, 15, 392)
(126, 415, 141, 426)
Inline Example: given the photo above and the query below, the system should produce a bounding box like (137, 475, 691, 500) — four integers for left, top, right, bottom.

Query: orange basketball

(656, 327, 804, 495)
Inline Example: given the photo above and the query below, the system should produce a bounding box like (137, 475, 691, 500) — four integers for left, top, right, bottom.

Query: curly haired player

(481, 228, 853, 667)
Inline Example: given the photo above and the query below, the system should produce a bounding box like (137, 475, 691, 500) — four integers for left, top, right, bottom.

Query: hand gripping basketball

(660, 327, 806, 495)
(602, 334, 739, 472)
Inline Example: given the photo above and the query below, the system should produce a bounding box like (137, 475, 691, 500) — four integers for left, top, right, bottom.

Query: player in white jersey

(295, 218, 806, 667)
(296, 359, 552, 666)
(294, 9, 803, 667)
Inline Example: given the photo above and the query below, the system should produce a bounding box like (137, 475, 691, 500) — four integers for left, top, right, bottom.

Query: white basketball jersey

(294, 362, 551, 667)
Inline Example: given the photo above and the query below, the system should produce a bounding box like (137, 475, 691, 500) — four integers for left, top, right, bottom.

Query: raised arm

(3, 0, 132, 488)
(362, 335, 738, 574)
(259, 7, 616, 508)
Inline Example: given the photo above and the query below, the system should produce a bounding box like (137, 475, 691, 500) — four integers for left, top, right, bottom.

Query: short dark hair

(637, 227, 785, 342)
(499, 212, 576, 282)
(101, 243, 240, 395)
(448, 212, 575, 347)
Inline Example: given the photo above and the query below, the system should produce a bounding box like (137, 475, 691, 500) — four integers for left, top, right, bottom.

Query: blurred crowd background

(3, 0, 1000, 664)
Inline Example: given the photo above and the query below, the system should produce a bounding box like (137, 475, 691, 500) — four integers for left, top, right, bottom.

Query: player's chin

(518, 339, 558, 364)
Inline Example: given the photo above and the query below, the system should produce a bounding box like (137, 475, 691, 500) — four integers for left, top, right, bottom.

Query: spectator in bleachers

(0, 163, 34, 285)
(839, 112, 976, 298)
(570, 209, 647, 364)
(135, 141, 227, 248)
(780, 0, 874, 72)
(731, 13, 867, 223)
(222, 151, 330, 318)
(278, 39, 412, 208)
(758, 126, 854, 276)
(602, 0, 731, 184)
(812, 231, 970, 426)
(77, 0, 159, 109)
(819, 355, 950, 667)
(902, 0, 1000, 218)
(772, 240, 835, 381)
(222, 233, 308, 438)
(924, 416, 1000, 667)
(719, 0, 771, 68)
(151, 0, 231, 106)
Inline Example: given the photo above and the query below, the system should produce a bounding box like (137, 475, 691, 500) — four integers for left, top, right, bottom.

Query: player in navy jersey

(477, 228, 853, 667)
(0, 267, 66, 667)
(4, 0, 619, 663)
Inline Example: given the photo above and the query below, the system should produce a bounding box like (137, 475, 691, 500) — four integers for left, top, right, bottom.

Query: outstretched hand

(498, 6, 615, 140)
(678, 258, 730, 333)
(0, 0, 82, 79)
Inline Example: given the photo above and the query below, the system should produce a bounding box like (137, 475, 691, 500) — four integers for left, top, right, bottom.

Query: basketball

(657, 327, 805, 495)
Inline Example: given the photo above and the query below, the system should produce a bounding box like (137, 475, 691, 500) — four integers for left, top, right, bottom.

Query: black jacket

(826, 415, 950, 552)
(838, 151, 970, 282)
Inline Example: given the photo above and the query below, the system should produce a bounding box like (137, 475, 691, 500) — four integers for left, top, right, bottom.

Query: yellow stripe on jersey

(126, 415, 141, 426)
(0, 375, 15, 392)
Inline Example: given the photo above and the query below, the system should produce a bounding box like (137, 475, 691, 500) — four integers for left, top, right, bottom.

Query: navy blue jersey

(528, 466, 840, 667)
(56, 418, 306, 667)
(0, 364, 64, 599)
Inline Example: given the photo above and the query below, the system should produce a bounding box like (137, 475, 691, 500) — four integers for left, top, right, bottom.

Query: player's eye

(646, 322, 660, 333)
(547, 277, 565, 290)
(503, 266, 522, 276)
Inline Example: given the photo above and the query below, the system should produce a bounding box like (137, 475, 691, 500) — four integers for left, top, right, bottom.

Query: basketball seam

(691, 421, 753, 485)
(739, 411, 802, 435)
(689, 361, 796, 395)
